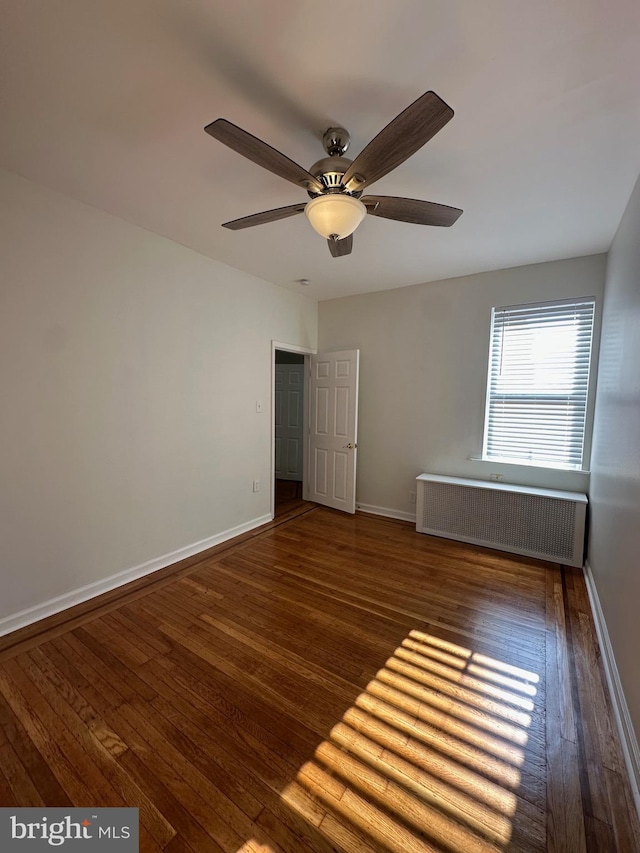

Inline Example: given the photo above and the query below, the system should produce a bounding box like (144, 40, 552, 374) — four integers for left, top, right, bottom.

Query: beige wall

(589, 173, 640, 783)
(0, 169, 317, 626)
(319, 255, 606, 517)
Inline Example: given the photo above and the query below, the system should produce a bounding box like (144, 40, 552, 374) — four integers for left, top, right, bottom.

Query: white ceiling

(2, 0, 640, 300)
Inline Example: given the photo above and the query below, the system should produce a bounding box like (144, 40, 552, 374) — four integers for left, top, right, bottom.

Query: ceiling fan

(204, 90, 462, 258)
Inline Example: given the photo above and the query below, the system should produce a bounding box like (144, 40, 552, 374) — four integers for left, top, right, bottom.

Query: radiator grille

(416, 476, 586, 566)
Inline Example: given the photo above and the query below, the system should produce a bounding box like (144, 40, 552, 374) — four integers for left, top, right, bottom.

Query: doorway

(270, 341, 360, 519)
(274, 349, 305, 515)
(271, 341, 314, 519)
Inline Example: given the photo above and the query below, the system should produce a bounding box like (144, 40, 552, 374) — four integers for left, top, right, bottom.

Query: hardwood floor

(274, 478, 307, 518)
(0, 507, 638, 852)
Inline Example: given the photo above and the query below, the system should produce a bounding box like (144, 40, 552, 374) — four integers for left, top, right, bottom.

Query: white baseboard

(356, 503, 416, 523)
(0, 514, 271, 639)
(583, 561, 640, 818)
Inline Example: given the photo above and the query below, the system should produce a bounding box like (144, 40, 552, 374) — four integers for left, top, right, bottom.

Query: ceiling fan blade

(222, 203, 307, 230)
(328, 234, 353, 257)
(363, 195, 463, 227)
(205, 118, 325, 194)
(342, 91, 454, 192)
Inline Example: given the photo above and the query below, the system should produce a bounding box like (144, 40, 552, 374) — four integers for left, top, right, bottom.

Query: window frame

(481, 296, 597, 472)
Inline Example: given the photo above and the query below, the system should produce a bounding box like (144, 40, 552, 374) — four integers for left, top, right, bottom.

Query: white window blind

(483, 298, 595, 470)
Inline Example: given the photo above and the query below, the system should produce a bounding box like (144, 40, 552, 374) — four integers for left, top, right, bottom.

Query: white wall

(319, 255, 605, 517)
(589, 172, 640, 795)
(0, 168, 317, 627)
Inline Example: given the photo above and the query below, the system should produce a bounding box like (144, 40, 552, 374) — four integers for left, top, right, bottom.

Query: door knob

(343, 442, 357, 449)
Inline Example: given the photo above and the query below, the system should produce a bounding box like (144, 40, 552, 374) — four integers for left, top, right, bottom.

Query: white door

(275, 363, 304, 480)
(309, 349, 359, 513)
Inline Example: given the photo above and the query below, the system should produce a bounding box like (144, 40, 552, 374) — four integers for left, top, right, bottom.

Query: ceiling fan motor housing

(308, 156, 362, 197)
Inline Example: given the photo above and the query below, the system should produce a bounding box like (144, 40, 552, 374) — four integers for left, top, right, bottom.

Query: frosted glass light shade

(304, 194, 366, 239)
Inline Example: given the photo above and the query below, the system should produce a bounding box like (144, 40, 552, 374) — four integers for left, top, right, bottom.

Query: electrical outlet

(253, 479, 260, 492)
(256, 400, 263, 413)
(409, 491, 417, 504)
(489, 473, 504, 482)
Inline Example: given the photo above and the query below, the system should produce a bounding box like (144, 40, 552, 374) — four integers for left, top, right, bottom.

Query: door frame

(270, 340, 316, 520)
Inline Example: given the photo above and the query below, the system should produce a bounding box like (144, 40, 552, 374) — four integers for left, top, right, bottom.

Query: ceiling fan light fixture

(207, 91, 461, 255)
(304, 194, 366, 240)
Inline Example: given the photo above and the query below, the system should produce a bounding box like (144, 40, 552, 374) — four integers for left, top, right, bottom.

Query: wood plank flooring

(0, 507, 638, 852)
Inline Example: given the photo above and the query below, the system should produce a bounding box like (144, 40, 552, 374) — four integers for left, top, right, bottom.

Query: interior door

(275, 362, 304, 480)
(309, 349, 360, 513)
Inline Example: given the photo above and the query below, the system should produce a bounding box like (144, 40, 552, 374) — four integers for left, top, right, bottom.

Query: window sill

(467, 456, 590, 474)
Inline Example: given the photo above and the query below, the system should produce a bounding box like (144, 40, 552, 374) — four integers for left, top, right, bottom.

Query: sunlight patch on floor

(279, 628, 540, 853)
(235, 841, 277, 853)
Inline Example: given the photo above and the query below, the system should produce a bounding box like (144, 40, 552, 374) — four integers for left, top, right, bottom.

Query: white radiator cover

(416, 474, 587, 567)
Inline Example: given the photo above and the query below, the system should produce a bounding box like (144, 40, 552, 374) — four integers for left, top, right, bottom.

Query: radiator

(416, 474, 587, 567)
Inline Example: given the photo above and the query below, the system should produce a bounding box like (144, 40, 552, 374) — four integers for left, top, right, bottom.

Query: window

(483, 297, 596, 470)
